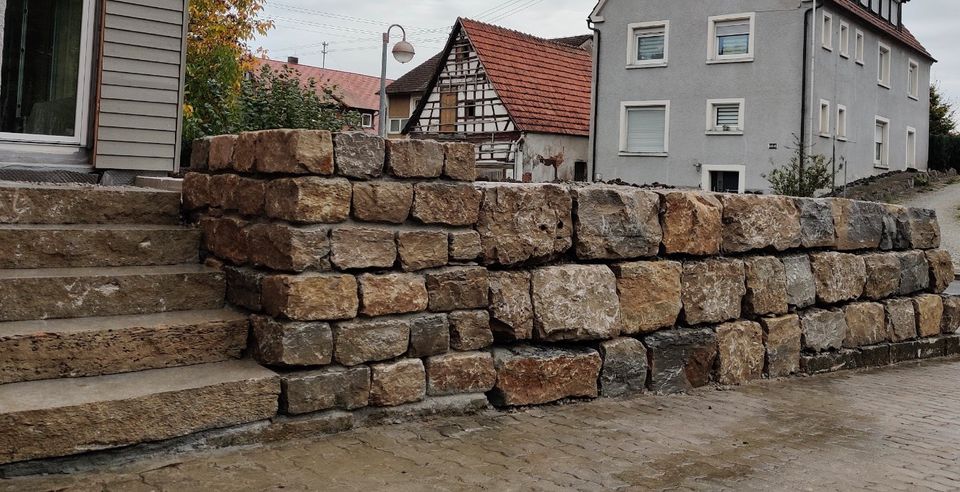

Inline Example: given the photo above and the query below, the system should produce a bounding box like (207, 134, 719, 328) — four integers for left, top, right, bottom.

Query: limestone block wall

(186, 130, 959, 418)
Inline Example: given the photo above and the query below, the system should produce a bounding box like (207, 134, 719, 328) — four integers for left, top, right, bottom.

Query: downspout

(587, 20, 601, 183)
(802, 0, 824, 182)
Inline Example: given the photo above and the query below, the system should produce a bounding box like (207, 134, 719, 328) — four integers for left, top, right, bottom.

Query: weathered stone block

(425, 267, 488, 312)
(333, 317, 411, 366)
(256, 129, 334, 175)
(208, 134, 237, 170)
(800, 308, 847, 352)
(207, 173, 239, 209)
(351, 181, 413, 224)
(716, 321, 764, 385)
(761, 314, 801, 378)
(443, 142, 477, 181)
(358, 273, 428, 317)
(224, 265, 264, 311)
(613, 261, 682, 334)
(889, 340, 920, 363)
(862, 253, 901, 300)
(200, 216, 247, 265)
(743, 256, 788, 316)
(449, 310, 493, 351)
(245, 223, 330, 272)
(926, 249, 955, 293)
(905, 208, 941, 249)
(782, 255, 816, 309)
(369, 359, 427, 407)
(489, 346, 601, 406)
(190, 136, 212, 170)
(917, 337, 947, 359)
(262, 273, 359, 321)
(644, 328, 717, 394)
(898, 250, 931, 295)
(488, 271, 534, 341)
(531, 265, 621, 341)
(884, 298, 918, 342)
(386, 139, 444, 178)
(914, 294, 944, 338)
(943, 296, 960, 334)
(681, 258, 746, 326)
(801, 350, 858, 375)
(810, 252, 866, 304)
(408, 314, 450, 358)
(330, 228, 397, 271)
(251, 316, 333, 367)
(425, 352, 496, 396)
(280, 366, 370, 415)
(449, 230, 482, 261)
(265, 177, 351, 224)
(945, 334, 960, 355)
(598, 337, 648, 398)
(842, 302, 887, 348)
(573, 186, 662, 260)
(660, 192, 722, 256)
(231, 130, 260, 173)
(398, 230, 448, 272)
(858, 344, 892, 368)
(183, 173, 211, 210)
(881, 204, 912, 251)
(412, 183, 482, 227)
(333, 131, 385, 180)
(832, 199, 885, 251)
(476, 184, 573, 266)
(796, 198, 837, 249)
(721, 194, 801, 253)
(228, 177, 267, 217)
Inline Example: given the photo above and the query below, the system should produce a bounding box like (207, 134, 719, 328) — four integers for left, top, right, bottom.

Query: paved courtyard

(7, 357, 960, 491)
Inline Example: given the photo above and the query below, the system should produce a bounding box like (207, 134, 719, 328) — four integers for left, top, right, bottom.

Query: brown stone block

(200, 216, 248, 265)
(334, 131, 385, 180)
(831, 199, 885, 251)
(926, 249, 955, 293)
(443, 142, 477, 181)
(449, 230, 482, 261)
(885, 298, 918, 342)
(573, 185, 662, 260)
(905, 208, 941, 250)
(644, 328, 717, 394)
(660, 192, 722, 256)
(761, 314, 801, 378)
(280, 365, 370, 414)
(810, 252, 866, 304)
(232, 130, 261, 173)
(613, 260, 681, 334)
(476, 183, 573, 266)
(914, 294, 944, 338)
(862, 253, 901, 300)
(227, 177, 266, 217)
(359, 273, 428, 317)
(426, 352, 496, 397)
(190, 137, 212, 170)
(369, 359, 426, 407)
(262, 273, 358, 321)
(207, 173, 240, 210)
(796, 198, 837, 249)
(224, 266, 265, 311)
(386, 139, 444, 178)
(208, 134, 238, 171)
(743, 256, 788, 316)
(842, 302, 888, 348)
(720, 194, 801, 253)
(412, 183, 482, 226)
(490, 346, 601, 406)
(488, 271, 534, 341)
(449, 310, 493, 351)
(330, 227, 397, 270)
(246, 222, 330, 272)
(681, 258, 746, 326)
(183, 172, 211, 210)
(898, 250, 931, 295)
(251, 315, 333, 367)
(716, 320, 764, 385)
(333, 317, 411, 366)
(255, 129, 334, 175)
(800, 308, 847, 352)
(425, 267, 489, 312)
(398, 230, 448, 272)
(265, 177, 351, 224)
(532, 265, 621, 341)
(352, 181, 413, 224)
(943, 296, 960, 334)
(407, 314, 450, 358)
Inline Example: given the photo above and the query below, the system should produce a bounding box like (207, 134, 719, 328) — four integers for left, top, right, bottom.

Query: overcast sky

(256, 0, 958, 103)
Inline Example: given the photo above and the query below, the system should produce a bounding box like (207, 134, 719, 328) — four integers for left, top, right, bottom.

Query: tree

(930, 83, 957, 136)
(764, 135, 842, 197)
(236, 65, 362, 132)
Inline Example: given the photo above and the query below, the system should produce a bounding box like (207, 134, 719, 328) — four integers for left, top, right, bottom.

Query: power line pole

(321, 42, 329, 68)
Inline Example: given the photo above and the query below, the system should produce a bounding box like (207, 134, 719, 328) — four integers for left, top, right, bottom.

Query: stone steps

(0, 360, 279, 465)
(0, 265, 225, 322)
(0, 309, 249, 384)
(0, 183, 181, 225)
(0, 224, 201, 269)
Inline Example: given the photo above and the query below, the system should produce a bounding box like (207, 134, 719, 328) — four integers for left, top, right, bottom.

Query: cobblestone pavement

(8, 358, 960, 491)
(902, 182, 960, 270)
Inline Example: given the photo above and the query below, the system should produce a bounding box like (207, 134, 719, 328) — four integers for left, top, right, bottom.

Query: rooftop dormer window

(857, 0, 902, 28)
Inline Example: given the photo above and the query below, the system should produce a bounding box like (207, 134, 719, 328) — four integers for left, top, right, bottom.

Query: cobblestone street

(6, 356, 960, 491)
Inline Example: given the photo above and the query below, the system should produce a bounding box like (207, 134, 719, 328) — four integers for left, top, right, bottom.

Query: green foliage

(913, 173, 931, 188)
(764, 136, 842, 197)
(930, 84, 957, 137)
(236, 65, 362, 132)
(929, 134, 960, 172)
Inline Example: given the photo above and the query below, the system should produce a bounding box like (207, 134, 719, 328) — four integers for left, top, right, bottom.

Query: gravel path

(902, 182, 960, 270)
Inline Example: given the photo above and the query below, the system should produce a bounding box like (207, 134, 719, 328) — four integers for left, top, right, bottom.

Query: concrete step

(0, 265, 225, 322)
(0, 360, 279, 465)
(0, 183, 181, 225)
(0, 224, 201, 269)
(0, 309, 250, 384)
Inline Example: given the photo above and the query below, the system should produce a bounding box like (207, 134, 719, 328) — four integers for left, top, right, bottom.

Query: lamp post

(379, 24, 416, 138)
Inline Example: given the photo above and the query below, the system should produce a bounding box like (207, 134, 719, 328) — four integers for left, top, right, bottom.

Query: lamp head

(392, 40, 416, 64)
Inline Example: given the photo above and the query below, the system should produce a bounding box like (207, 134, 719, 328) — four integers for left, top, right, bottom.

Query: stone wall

(186, 130, 959, 419)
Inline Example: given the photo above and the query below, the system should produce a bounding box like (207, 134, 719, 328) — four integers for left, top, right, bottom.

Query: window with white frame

(822, 12, 833, 50)
(875, 117, 890, 168)
(706, 99, 744, 134)
(855, 30, 865, 64)
(839, 22, 849, 58)
(620, 101, 669, 154)
(836, 105, 847, 140)
(361, 113, 374, 128)
(819, 100, 831, 137)
(707, 13, 755, 62)
(627, 21, 668, 67)
(908, 59, 920, 99)
(702, 165, 746, 194)
(878, 43, 891, 87)
(389, 118, 410, 134)
(906, 127, 917, 168)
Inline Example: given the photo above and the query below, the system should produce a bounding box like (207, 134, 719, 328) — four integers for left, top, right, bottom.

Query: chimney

(287, 56, 299, 65)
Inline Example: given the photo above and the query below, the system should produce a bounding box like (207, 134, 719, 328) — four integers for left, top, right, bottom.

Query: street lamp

(379, 24, 415, 137)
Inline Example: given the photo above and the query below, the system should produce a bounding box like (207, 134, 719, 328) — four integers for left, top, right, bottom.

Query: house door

(440, 92, 457, 133)
(0, 0, 95, 147)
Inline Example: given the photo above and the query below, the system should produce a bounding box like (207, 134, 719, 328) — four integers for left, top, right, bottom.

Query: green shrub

(764, 136, 842, 197)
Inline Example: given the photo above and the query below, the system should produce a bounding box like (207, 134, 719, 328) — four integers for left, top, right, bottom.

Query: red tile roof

(459, 18, 593, 137)
(832, 0, 934, 61)
(258, 58, 392, 112)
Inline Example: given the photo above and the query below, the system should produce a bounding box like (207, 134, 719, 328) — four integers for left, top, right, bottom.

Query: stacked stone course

(187, 130, 959, 424)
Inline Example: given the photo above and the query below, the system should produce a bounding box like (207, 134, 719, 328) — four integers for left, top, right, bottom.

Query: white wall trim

(875, 115, 891, 169)
(836, 104, 847, 141)
(821, 12, 833, 51)
(701, 164, 746, 194)
(704, 98, 745, 134)
(626, 20, 669, 68)
(819, 99, 831, 137)
(706, 12, 756, 63)
(906, 126, 917, 169)
(619, 100, 670, 156)
(878, 41, 892, 88)
(839, 21, 850, 58)
(855, 29, 865, 64)
(907, 58, 920, 100)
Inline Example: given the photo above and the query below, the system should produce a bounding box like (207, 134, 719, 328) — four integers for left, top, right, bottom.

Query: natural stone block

(190, 136, 212, 170)
(531, 265, 621, 341)
(796, 198, 837, 249)
(716, 321, 764, 385)
(200, 216, 247, 265)
(842, 302, 888, 348)
(681, 258, 746, 326)
(885, 298, 918, 342)
(208, 134, 237, 170)
(889, 340, 920, 364)
(946, 334, 960, 355)
(386, 139, 444, 178)
(882, 204, 912, 250)
(408, 314, 450, 358)
(280, 366, 370, 415)
(251, 316, 333, 367)
(207, 173, 239, 209)
(412, 183, 482, 227)
(761, 314, 801, 378)
(333, 132, 385, 180)
(743, 256, 788, 316)
(245, 223, 330, 272)
(231, 131, 260, 173)
(351, 181, 413, 224)
(720, 194, 801, 253)
(226, 177, 266, 217)
(573, 185, 662, 260)
(449, 230, 482, 261)
(613, 261, 682, 334)
(644, 328, 717, 394)
(262, 274, 359, 321)
(943, 296, 960, 334)
(425, 352, 496, 396)
(425, 267, 488, 312)
(224, 266, 264, 311)
(369, 359, 427, 407)
(926, 249, 955, 293)
(832, 199, 885, 251)
(858, 344, 893, 368)
(476, 184, 573, 266)
(489, 346, 601, 406)
(333, 317, 411, 366)
(255, 129, 334, 175)
(488, 271, 534, 341)
(898, 250, 931, 295)
(914, 294, 945, 338)
(810, 252, 866, 304)
(917, 337, 947, 359)
(800, 308, 847, 352)
(358, 273, 428, 317)
(448, 310, 493, 351)
(660, 192, 722, 255)
(443, 142, 477, 181)
(801, 350, 859, 375)
(183, 173, 211, 210)
(598, 337, 648, 397)
(862, 253, 902, 300)
(905, 208, 941, 249)
(398, 230, 448, 272)
(330, 228, 397, 270)
(782, 255, 816, 309)
(265, 177, 351, 224)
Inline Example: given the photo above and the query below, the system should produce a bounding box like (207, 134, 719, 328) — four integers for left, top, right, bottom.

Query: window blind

(625, 107, 666, 153)
(715, 104, 740, 127)
(716, 20, 749, 55)
(636, 29, 665, 61)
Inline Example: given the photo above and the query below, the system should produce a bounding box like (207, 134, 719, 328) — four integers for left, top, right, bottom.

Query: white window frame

(705, 98, 745, 135)
(707, 13, 756, 64)
(906, 126, 917, 168)
(839, 22, 850, 58)
(878, 42, 892, 88)
(836, 105, 848, 141)
(701, 164, 747, 194)
(361, 113, 374, 128)
(619, 100, 670, 156)
(908, 59, 920, 100)
(822, 12, 833, 51)
(627, 20, 669, 68)
(874, 116, 890, 169)
(819, 99, 831, 137)
(388, 118, 410, 134)
(855, 29, 865, 65)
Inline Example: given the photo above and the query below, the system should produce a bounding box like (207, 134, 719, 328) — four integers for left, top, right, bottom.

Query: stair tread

(0, 309, 247, 338)
(0, 181, 179, 194)
(0, 224, 195, 231)
(0, 264, 218, 280)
